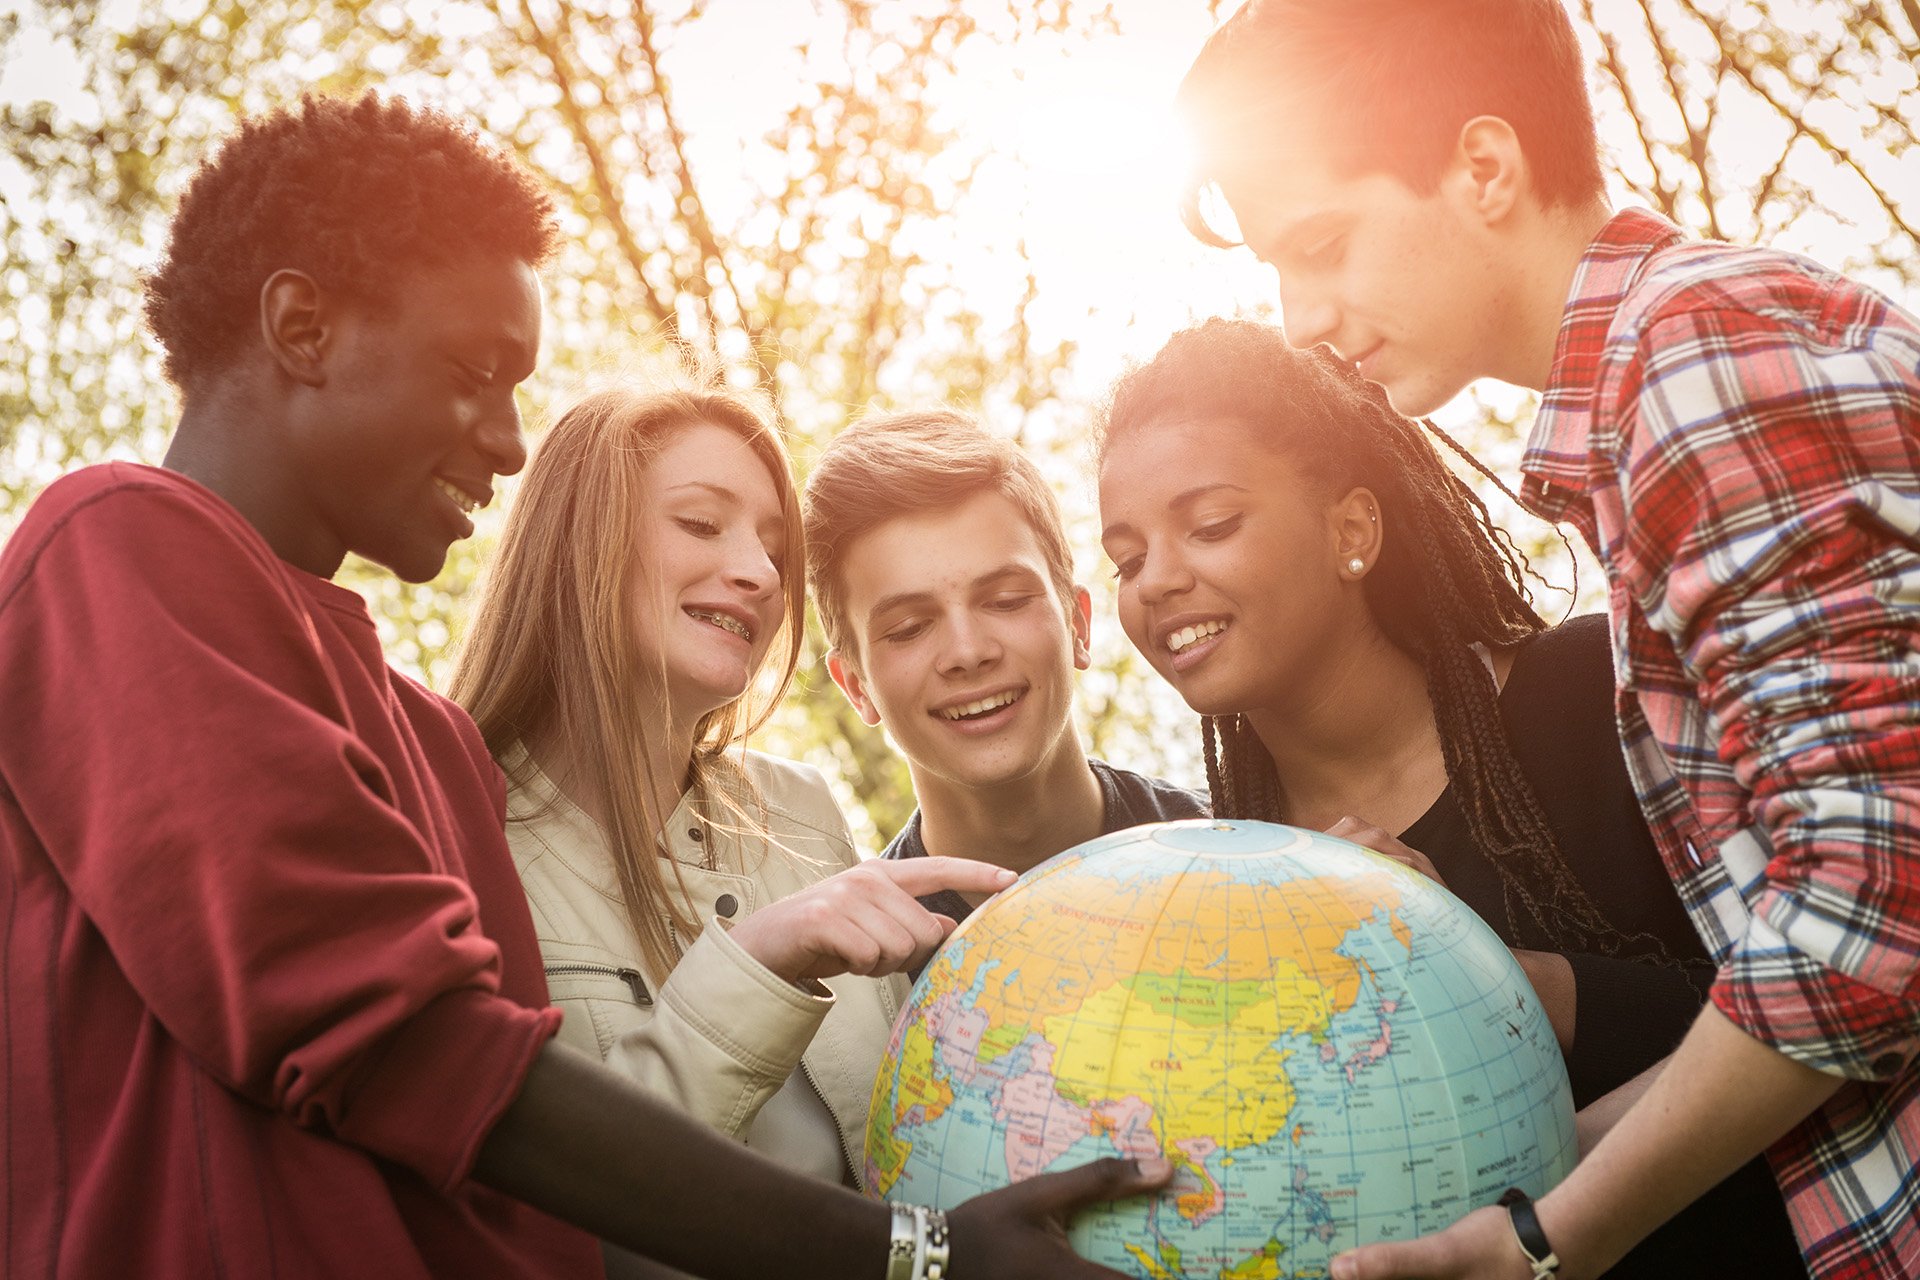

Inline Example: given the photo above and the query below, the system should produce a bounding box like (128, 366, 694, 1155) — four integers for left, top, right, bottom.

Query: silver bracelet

(885, 1203, 917, 1280)
(886, 1204, 951, 1280)
(921, 1206, 950, 1280)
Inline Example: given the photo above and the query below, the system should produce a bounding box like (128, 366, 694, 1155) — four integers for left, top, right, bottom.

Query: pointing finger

(872, 855, 1018, 898)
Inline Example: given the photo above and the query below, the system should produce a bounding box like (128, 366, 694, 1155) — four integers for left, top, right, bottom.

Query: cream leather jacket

(505, 745, 907, 1189)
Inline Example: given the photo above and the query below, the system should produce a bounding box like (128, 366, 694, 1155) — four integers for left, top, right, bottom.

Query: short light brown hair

(803, 407, 1074, 662)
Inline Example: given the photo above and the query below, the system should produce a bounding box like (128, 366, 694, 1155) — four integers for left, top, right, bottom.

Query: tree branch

(504, 0, 679, 336)
(1692, 4, 1920, 245)
(632, 0, 759, 365)
(1635, 0, 1723, 239)
(1578, 0, 1678, 219)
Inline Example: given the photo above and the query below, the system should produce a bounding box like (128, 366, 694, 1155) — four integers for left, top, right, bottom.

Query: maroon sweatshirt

(0, 463, 601, 1279)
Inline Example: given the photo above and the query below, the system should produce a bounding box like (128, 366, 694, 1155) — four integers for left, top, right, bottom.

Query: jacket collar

(503, 741, 740, 899)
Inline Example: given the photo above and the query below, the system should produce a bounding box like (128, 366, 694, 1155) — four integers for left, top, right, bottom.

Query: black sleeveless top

(1401, 614, 1710, 1102)
(1401, 614, 1805, 1279)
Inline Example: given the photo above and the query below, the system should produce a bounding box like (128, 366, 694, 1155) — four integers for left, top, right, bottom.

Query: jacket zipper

(799, 1056, 864, 1192)
(545, 961, 652, 1006)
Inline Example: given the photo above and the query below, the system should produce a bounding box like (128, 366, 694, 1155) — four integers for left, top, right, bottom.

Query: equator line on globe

(865, 819, 1576, 1279)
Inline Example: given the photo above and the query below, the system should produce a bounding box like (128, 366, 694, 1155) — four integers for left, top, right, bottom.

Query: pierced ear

(826, 647, 884, 727)
(1453, 115, 1526, 223)
(1069, 586, 1094, 672)
(258, 269, 330, 388)
(1332, 486, 1384, 577)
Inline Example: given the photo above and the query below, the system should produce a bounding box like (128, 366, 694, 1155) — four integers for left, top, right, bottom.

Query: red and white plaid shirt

(1521, 207, 1920, 1278)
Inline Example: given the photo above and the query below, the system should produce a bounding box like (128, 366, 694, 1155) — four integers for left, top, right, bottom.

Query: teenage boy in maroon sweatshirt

(0, 92, 1165, 1280)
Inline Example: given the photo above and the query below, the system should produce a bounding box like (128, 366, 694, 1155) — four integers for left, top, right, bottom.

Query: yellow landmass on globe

(1124, 1239, 1183, 1280)
(932, 868, 1405, 1046)
(867, 1019, 954, 1196)
(909, 866, 1408, 1223)
(1047, 975, 1302, 1151)
(866, 1113, 910, 1194)
(890, 1020, 953, 1129)
(889, 863, 1413, 1208)
(1221, 1236, 1286, 1278)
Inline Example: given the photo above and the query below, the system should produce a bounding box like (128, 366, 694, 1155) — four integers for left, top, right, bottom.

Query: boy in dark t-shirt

(803, 408, 1208, 963)
(0, 93, 1164, 1280)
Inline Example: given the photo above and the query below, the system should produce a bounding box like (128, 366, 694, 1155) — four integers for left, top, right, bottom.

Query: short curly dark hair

(143, 92, 561, 392)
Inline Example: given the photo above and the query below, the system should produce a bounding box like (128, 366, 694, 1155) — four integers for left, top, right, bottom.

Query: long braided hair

(1096, 317, 1626, 955)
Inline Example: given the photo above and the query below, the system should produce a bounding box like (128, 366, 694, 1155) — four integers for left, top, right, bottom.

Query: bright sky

(667, 0, 1266, 385)
(659, 0, 1917, 396)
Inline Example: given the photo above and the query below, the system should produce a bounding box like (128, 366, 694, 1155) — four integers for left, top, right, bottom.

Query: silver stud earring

(1348, 557, 1366, 575)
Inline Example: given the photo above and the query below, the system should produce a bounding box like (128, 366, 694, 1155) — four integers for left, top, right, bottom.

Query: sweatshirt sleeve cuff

(330, 986, 563, 1192)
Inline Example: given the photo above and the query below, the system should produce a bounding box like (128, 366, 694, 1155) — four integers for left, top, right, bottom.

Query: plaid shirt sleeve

(1610, 267, 1920, 1079)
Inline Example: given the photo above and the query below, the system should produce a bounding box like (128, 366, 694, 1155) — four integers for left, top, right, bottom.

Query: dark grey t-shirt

(880, 758, 1208, 939)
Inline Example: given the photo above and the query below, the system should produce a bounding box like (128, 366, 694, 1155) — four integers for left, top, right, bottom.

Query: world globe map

(865, 820, 1577, 1279)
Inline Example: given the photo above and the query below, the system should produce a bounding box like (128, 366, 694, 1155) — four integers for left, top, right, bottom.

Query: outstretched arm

(575, 855, 1017, 1142)
(475, 1038, 1172, 1280)
(1572, 1054, 1666, 1158)
(1329, 1004, 1839, 1280)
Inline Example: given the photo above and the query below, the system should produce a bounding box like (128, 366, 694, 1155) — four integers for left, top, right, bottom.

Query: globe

(864, 819, 1577, 1278)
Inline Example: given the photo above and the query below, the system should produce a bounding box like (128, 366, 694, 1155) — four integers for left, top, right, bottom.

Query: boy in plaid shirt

(1177, 2, 1920, 1277)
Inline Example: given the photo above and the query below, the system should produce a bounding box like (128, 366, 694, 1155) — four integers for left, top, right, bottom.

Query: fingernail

(994, 868, 1016, 883)
(1330, 1255, 1354, 1280)
(1135, 1157, 1171, 1178)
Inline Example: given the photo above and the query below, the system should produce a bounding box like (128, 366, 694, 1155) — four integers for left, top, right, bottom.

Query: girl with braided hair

(1094, 316, 1805, 1280)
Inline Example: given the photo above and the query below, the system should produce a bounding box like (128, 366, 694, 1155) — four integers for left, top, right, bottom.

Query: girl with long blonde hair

(451, 376, 1006, 1210)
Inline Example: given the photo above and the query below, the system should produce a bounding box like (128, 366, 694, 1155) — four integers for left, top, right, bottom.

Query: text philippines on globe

(866, 820, 1576, 1279)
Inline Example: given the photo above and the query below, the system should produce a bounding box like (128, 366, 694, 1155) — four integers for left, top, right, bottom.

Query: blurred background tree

(3, 0, 1915, 844)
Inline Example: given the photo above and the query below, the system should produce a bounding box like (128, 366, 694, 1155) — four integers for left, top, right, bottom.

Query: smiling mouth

(938, 689, 1023, 721)
(1167, 620, 1229, 654)
(434, 476, 481, 515)
(687, 608, 753, 642)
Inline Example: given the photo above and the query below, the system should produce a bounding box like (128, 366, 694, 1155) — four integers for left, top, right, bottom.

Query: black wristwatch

(1497, 1187, 1561, 1278)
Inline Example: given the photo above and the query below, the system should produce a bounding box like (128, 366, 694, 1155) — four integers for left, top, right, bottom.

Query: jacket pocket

(545, 961, 653, 1007)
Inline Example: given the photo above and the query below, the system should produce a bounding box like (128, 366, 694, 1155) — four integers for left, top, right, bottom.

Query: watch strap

(1497, 1187, 1560, 1279)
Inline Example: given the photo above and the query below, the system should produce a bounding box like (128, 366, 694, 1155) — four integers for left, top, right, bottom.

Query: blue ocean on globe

(865, 820, 1577, 1278)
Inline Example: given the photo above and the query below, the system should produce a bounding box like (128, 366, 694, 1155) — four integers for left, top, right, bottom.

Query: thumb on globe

(1330, 1245, 1393, 1279)
(1330, 1237, 1465, 1280)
